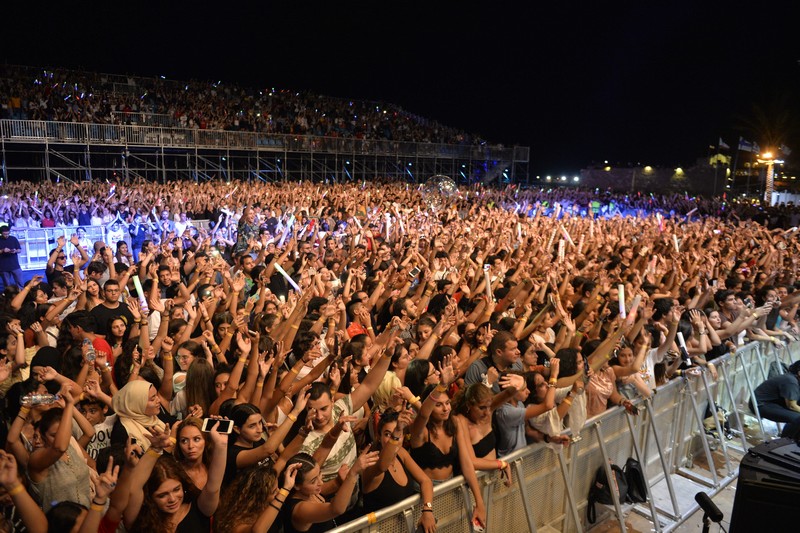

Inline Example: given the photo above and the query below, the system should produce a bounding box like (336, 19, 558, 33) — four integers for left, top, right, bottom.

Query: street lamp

(757, 151, 785, 204)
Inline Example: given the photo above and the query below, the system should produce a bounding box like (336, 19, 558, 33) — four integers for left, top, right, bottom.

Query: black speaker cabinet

(729, 438, 800, 532)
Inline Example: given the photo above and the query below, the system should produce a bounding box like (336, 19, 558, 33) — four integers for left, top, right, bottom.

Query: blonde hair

(372, 371, 401, 412)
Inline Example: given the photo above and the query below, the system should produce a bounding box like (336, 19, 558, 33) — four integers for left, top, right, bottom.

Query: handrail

(0, 119, 528, 162)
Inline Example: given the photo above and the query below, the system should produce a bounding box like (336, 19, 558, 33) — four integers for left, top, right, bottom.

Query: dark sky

(3, 2, 798, 174)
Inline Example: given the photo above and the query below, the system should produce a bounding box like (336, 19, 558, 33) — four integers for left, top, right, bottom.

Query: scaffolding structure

(0, 120, 529, 185)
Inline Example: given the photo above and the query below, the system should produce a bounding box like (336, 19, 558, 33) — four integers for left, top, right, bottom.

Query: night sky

(3, 2, 798, 175)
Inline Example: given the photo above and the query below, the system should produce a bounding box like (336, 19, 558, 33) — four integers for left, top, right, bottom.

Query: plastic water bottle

(83, 338, 96, 362)
(21, 393, 61, 407)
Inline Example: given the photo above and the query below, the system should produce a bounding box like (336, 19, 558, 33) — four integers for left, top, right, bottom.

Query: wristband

(238, 357, 248, 363)
(290, 366, 300, 374)
(435, 383, 448, 394)
(169, 437, 177, 445)
(279, 488, 290, 497)
(147, 447, 163, 457)
(478, 346, 487, 353)
(409, 395, 421, 404)
(562, 398, 573, 407)
(548, 378, 557, 386)
(92, 498, 108, 506)
(287, 413, 297, 422)
(543, 434, 551, 443)
(90, 503, 105, 512)
(256, 379, 265, 387)
(6, 484, 24, 496)
(290, 324, 299, 330)
(422, 508, 434, 513)
(19, 407, 30, 417)
(162, 356, 173, 361)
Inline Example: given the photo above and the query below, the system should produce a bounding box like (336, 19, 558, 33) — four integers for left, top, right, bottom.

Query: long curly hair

(129, 455, 200, 533)
(213, 463, 277, 533)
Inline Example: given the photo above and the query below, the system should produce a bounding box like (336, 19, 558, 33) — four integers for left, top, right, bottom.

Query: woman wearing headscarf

(110, 380, 167, 452)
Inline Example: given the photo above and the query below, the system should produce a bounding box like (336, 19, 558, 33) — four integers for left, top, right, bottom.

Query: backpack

(587, 463, 628, 523)
(623, 457, 648, 503)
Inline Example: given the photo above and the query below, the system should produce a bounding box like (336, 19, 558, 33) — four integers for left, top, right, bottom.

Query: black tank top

(472, 430, 496, 459)
(410, 432, 459, 472)
(281, 496, 337, 533)
(363, 457, 417, 513)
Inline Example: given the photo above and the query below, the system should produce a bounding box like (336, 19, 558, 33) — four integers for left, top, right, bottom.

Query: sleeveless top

(281, 496, 337, 533)
(363, 457, 417, 513)
(471, 430, 496, 458)
(175, 499, 211, 533)
(28, 440, 91, 512)
(410, 431, 459, 472)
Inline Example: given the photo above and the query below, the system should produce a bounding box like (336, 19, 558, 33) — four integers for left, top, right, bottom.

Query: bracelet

(409, 395, 421, 404)
(162, 356, 173, 361)
(478, 346, 487, 353)
(6, 483, 24, 496)
(435, 383, 448, 393)
(238, 357, 248, 363)
(146, 447, 163, 457)
(279, 488, 290, 497)
(562, 398, 573, 407)
(290, 324, 299, 330)
(19, 407, 30, 417)
(548, 378, 557, 386)
(269, 502, 282, 511)
(287, 413, 297, 422)
(422, 508, 434, 513)
(543, 434, 551, 443)
(290, 366, 300, 374)
(92, 498, 107, 506)
(90, 503, 105, 512)
(169, 437, 177, 445)
(367, 326, 374, 331)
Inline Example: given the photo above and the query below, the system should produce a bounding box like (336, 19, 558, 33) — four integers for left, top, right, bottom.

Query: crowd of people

(0, 66, 483, 146)
(0, 177, 799, 533)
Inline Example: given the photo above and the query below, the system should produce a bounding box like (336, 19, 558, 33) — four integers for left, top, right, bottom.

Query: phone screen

(201, 418, 233, 434)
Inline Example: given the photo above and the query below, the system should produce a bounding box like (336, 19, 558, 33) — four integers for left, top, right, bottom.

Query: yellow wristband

(7, 484, 24, 496)
(278, 488, 290, 497)
(162, 356, 173, 361)
(287, 413, 297, 422)
(90, 503, 105, 512)
(290, 366, 300, 374)
(290, 324, 299, 330)
(435, 384, 448, 393)
(169, 437, 177, 446)
(146, 447, 163, 457)
(238, 357, 248, 363)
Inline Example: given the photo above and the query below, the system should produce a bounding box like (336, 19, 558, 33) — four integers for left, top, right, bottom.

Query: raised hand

(92, 456, 120, 501)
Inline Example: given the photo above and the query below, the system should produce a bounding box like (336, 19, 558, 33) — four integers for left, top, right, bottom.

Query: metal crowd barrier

(9, 220, 211, 271)
(330, 340, 795, 533)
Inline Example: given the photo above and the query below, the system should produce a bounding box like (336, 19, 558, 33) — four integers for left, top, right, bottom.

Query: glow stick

(559, 224, 575, 247)
(618, 284, 626, 319)
(484, 268, 493, 301)
(224, 186, 238, 199)
(353, 216, 362, 230)
(132, 275, 149, 315)
(385, 213, 391, 240)
(685, 208, 698, 218)
(627, 295, 641, 322)
(676, 332, 686, 349)
(554, 203, 561, 219)
(673, 234, 680, 253)
(274, 263, 302, 294)
(558, 239, 565, 262)
(397, 214, 405, 235)
(546, 227, 558, 251)
(655, 212, 663, 232)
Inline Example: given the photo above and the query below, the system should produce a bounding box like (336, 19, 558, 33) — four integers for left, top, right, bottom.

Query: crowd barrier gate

(8, 221, 211, 272)
(329, 340, 795, 533)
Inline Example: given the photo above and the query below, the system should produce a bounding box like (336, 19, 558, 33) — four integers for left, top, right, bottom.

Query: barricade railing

(8, 221, 211, 272)
(331, 340, 790, 533)
(0, 119, 528, 162)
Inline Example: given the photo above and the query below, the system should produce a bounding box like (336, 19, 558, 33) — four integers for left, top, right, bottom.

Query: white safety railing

(329, 340, 794, 533)
(8, 221, 211, 271)
(0, 119, 526, 162)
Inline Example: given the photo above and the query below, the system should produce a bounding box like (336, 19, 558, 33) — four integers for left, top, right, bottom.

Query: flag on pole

(719, 137, 730, 150)
(753, 142, 760, 154)
(780, 144, 792, 156)
(738, 137, 755, 152)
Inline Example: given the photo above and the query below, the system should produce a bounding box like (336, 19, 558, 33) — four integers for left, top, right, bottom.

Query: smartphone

(408, 266, 421, 278)
(201, 418, 233, 434)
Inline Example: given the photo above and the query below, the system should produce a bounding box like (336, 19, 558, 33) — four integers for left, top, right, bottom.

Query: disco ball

(422, 175, 457, 210)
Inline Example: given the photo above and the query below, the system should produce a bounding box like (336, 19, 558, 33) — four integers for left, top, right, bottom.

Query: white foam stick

(353, 215, 363, 230)
(554, 203, 561, 219)
(685, 207, 698, 218)
(397, 214, 405, 235)
(560, 224, 575, 247)
(224, 185, 239, 199)
(484, 269, 493, 301)
(676, 331, 686, 350)
(274, 263, 302, 294)
(627, 295, 642, 322)
(577, 233, 585, 254)
(618, 284, 626, 319)
(385, 213, 391, 240)
(558, 239, 565, 262)
(546, 227, 558, 251)
(590, 219, 595, 237)
(673, 234, 680, 253)
(517, 222, 522, 242)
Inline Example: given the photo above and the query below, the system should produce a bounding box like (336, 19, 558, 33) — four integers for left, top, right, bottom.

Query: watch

(424, 502, 433, 510)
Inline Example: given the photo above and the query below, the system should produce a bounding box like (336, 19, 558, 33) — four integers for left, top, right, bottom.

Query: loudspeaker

(729, 438, 800, 532)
